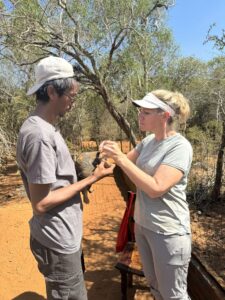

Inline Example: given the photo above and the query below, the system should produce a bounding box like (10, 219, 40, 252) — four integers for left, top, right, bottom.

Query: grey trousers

(135, 224, 191, 300)
(30, 236, 87, 300)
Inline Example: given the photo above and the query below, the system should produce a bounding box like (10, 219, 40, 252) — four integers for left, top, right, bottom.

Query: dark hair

(36, 77, 78, 102)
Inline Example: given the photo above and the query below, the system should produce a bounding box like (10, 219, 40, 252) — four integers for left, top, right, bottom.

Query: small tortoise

(75, 151, 111, 203)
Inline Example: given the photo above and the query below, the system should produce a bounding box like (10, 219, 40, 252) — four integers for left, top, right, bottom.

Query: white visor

(132, 93, 175, 117)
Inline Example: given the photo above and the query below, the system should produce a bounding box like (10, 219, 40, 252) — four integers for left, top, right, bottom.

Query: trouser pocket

(30, 235, 50, 275)
(165, 234, 192, 266)
(30, 236, 87, 300)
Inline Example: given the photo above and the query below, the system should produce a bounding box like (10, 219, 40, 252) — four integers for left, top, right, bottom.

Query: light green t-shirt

(134, 133, 193, 235)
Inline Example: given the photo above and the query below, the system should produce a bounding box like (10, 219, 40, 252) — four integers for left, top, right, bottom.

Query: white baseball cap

(27, 56, 75, 95)
(132, 93, 175, 117)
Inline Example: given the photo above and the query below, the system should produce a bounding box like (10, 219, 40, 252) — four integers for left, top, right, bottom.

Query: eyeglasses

(63, 93, 77, 103)
(137, 108, 160, 116)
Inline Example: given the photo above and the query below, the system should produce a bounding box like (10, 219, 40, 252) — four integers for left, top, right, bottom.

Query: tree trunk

(98, 84, 137, 147)
(211, 120, 225, 201)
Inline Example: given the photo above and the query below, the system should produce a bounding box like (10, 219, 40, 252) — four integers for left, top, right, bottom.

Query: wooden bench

(115, 191, 144, 300)
(115, 242, 144, 300)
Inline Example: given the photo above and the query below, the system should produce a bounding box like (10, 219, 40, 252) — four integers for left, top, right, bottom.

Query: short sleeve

(25, 140, 57, 184)
(162, 141, 193, 175)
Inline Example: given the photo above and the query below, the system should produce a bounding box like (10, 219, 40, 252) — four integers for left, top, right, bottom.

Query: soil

(0, 157, 224, 300)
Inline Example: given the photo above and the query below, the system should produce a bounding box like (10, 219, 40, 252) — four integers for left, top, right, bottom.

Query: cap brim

(27, 74, 75, 96)
(27, 82, 45, 96)
(132, 99, 159, 109)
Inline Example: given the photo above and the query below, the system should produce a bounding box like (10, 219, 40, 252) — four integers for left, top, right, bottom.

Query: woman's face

(138, 108, 163, 132)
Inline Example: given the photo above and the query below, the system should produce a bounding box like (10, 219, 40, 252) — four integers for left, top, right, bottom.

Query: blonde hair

(151, 89, 190, 127)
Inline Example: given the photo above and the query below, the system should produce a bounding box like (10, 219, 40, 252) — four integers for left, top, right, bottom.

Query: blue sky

(166, 0, 225, 61)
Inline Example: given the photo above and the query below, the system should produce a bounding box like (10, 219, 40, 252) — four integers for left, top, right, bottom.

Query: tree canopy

(0, 0, 176, 145)
(0, 0, 224, 201)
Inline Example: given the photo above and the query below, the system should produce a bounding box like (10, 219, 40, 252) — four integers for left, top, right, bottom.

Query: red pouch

(116, 191, 136, 252)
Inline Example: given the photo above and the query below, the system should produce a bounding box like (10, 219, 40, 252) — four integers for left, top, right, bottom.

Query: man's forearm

(31, 174, 98, 215)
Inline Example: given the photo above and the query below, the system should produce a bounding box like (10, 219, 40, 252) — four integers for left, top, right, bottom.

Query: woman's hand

(99, 140, 127, 165)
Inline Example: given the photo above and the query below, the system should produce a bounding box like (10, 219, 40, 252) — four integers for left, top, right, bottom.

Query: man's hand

(92, 160, 115, 180)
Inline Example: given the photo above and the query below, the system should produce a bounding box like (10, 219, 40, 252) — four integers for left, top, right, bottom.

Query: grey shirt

(17, 115, 83, 254)
(134, 133, 193, 235)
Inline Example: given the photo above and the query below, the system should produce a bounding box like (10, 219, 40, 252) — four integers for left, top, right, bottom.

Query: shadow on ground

(12, 292, 46, 300)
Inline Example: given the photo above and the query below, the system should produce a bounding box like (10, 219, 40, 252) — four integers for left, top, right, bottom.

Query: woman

(100, 90, 192, 300)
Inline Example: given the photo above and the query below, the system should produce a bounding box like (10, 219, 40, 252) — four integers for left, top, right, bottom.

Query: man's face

(57, 82, 79, 117)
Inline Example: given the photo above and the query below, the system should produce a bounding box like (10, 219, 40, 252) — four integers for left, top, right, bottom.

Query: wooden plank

(188, 253, 225, 300)
(115, 242, 144, 277)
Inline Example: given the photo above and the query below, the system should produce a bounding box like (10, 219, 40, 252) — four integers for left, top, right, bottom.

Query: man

(16, 56, 114, 300)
